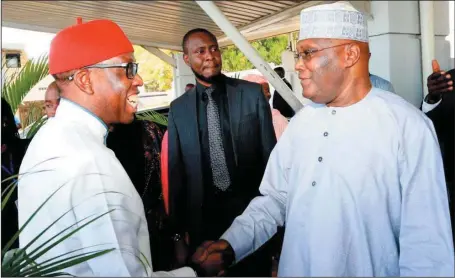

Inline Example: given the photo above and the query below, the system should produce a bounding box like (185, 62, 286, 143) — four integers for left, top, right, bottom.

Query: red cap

(49, 18, 134, 75)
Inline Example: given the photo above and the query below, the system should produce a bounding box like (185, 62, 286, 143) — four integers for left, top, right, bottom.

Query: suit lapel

(226, 77, 241, 166)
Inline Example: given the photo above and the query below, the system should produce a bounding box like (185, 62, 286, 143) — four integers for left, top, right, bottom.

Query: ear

(183, 53, 191, 67)
(344, 44, 361, 68)
(73, 69, 95, 95)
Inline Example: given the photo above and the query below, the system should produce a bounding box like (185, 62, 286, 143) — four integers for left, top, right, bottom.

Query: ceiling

(2, 0, 317, 51)
(2, 1, 371, 51)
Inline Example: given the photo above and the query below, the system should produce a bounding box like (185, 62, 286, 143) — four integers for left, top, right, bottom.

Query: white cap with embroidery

(299, 1, 369, 43)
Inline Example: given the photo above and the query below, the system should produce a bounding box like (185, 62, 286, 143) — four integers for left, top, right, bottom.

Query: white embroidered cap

(298, 1, 369, 43)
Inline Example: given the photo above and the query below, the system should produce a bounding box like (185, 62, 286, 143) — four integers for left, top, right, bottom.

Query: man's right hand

(426, 60, 453, 104)
(190, 240, 235, 277)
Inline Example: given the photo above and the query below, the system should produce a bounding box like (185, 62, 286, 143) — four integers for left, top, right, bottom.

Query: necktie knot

(205, 87, 215, 97)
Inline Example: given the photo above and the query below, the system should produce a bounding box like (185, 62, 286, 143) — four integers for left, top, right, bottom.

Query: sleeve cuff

(220, 226, 252, 263)
(422, 98, 442, 113)
(153, 267, 197, 277)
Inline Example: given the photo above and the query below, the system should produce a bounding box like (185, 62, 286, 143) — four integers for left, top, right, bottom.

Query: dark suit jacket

(425, 77, 454, 197)
(167, 76, 277, 249)
(272, 78, 295, 118)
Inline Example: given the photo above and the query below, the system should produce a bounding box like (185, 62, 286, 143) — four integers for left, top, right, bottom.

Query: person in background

(191, 2, 453, 276)
(243, 74, 289, 140)
(44, 81, 61, 118)
(185, 83, 195, 92)
(272, 67, 295, 118)
(1, 98, 28, 250)
(369, 53, 396, 93)
(107, 119, 174, 271)
(422, 59, 454, 243)
(369, 73, 395, 93)
(18, 18, 195, 277)
(168, 28, 276, 276)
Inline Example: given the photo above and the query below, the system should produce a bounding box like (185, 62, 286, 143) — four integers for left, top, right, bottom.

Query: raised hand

(426, 60, 453, 104)
(191, 240, 235, 277)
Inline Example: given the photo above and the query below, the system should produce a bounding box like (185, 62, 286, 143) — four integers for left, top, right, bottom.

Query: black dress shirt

(195, 79, 237, 239)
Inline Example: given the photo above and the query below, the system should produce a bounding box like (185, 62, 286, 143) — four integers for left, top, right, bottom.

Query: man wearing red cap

(17, 19, 196, 277)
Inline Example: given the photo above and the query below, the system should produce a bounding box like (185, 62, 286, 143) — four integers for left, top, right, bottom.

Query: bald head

(44, 81, 61, 118)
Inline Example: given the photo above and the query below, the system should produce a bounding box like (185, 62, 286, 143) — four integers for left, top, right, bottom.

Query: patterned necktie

(205, 87, 231, 191)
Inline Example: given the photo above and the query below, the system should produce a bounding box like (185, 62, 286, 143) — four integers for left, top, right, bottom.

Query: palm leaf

(136, 109, 168, 126)
(24, 116, 48, 139)
(1, 164, 150, 276)
(1, 54, 49, 113)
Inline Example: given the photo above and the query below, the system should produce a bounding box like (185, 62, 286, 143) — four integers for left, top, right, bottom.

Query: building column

(367, 1, 450, 108)
(171, 53, 195, 100)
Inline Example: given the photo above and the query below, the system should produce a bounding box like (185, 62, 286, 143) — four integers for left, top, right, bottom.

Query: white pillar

(172, 53, 195, 99)
(196, 1, 303, 112)
(419, 1, 435, 98)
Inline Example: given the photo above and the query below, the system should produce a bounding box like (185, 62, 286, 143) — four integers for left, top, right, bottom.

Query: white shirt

(370, 73, 395, 93)
(221, 88, 454, 276)
(421, 98, 442, 113)
(18, 99, 195, 277)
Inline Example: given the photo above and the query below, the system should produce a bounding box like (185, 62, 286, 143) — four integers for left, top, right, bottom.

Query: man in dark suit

(272, 66, 295, 118)
(422, 66, 454, 243)
(167, 28, 276, 276)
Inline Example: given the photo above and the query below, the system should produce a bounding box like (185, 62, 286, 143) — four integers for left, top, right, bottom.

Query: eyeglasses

(294, 43, 352, 62)
(68, 62, 139, 80)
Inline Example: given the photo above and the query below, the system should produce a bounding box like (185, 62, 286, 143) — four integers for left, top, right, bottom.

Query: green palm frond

(2, 54, 49, 113)
(25, 116, 48, 139)
(0, 170, 123, 277)
(136, 109, 168, 126)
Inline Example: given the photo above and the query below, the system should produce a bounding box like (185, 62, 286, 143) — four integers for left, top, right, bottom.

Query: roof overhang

(1, 1, 371, 51)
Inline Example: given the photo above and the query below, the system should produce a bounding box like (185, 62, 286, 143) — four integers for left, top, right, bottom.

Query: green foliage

(1, 171, 117, 276)
(134, 45, 175, 92)
(1, 168, 151, 276)
(1, 54, 49, 112)
(221, 34, 290, 72)
(25, 117, 48, 139)
(136, 109, 168, 126)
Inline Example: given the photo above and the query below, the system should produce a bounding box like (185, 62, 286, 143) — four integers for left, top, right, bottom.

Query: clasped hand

(190, 240, 235, 277)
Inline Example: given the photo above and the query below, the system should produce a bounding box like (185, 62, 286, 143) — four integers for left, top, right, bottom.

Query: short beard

(191, 68, 224, 85)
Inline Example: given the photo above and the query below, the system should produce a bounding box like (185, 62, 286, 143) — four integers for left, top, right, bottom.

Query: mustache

(191, 68, 224, 84)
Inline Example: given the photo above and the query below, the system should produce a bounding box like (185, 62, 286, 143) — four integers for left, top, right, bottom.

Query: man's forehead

(188, 33, 217, 48)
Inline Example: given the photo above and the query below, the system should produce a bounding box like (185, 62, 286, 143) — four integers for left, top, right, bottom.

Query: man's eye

(303, 50, 313, 56)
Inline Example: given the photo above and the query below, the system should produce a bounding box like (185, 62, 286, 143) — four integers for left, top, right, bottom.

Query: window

(5, 53, 21, 68)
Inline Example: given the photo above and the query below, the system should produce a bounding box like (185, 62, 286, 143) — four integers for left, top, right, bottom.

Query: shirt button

(312, 181, 316, 186)
(323, 132, 328, 136)
(318, 157, 323, 162)
(332, 110, 336, 115)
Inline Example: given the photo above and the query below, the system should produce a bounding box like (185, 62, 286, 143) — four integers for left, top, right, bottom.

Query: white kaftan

(221, 88, 454, 276)
(18, 99, 195, 277)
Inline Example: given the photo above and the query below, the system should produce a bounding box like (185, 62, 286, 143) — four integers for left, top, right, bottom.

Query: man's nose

(134, 74, 144, 86)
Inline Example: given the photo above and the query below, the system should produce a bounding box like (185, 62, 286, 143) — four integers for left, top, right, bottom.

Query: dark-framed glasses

(294, 42, 352, 62)
(68, 62, 139, 80)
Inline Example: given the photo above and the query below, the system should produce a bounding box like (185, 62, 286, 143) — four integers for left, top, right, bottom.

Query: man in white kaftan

(18, 19, 195, 277)
(190, 2, 454, 277)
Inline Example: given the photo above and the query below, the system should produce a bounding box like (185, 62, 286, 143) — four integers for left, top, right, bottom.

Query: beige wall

(2, 48, 28, 82)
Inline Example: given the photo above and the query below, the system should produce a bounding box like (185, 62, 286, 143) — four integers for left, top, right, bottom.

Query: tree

(133, 45, 175, 92)
(221, 34, 290, 72)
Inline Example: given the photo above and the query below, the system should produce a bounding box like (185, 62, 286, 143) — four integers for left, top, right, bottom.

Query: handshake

(189, 240, 236, 277)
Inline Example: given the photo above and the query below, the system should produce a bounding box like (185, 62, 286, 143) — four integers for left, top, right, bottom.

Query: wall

(368, 1, 451, 108)
(1, 48, 28, 82)
(172, 53, 195, 100)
